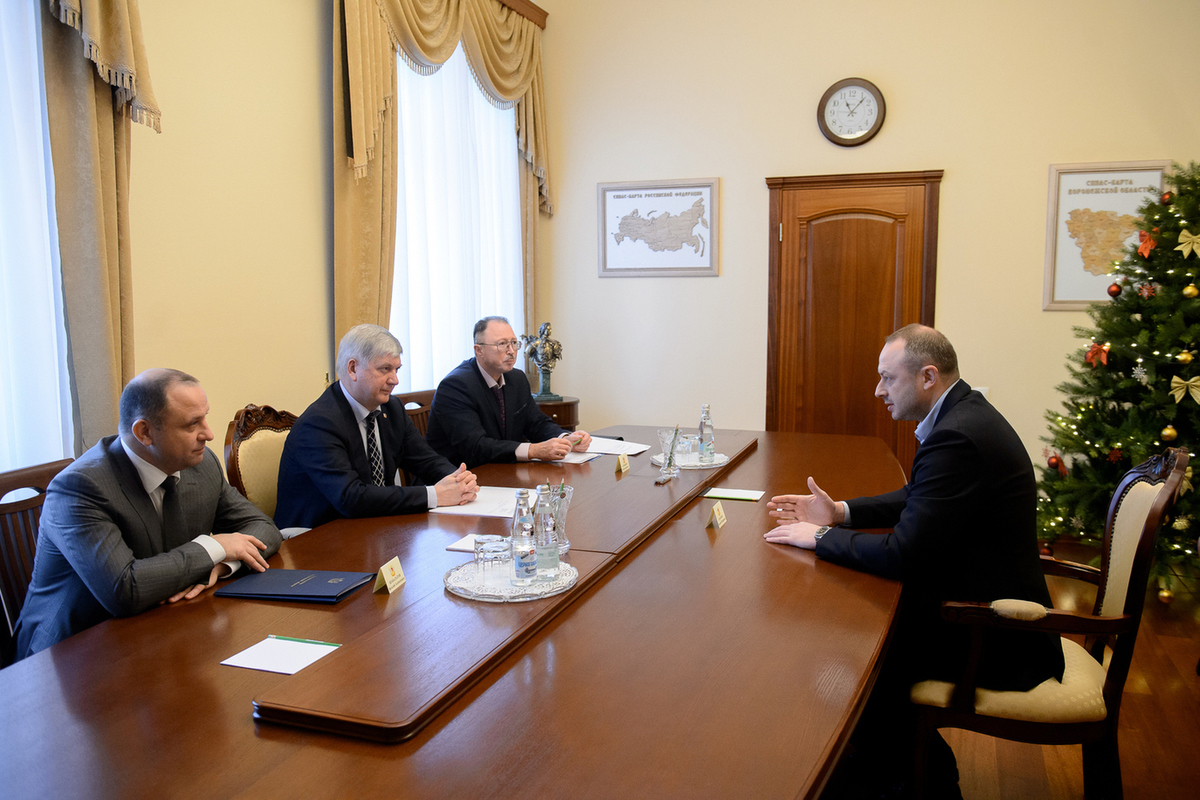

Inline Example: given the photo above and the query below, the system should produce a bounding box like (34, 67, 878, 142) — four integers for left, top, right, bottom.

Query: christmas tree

(1038, 161, 1200, 586)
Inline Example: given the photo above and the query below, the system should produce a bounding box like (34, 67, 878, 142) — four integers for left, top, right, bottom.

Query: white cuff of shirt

(840, 501, 851, 526)
(515, 442, 531, 461)
(427, 486, 438, 509)
(194, 534, 225, 566)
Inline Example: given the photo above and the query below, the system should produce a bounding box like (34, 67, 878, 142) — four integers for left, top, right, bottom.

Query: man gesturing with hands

(762, 325, 1063, 796)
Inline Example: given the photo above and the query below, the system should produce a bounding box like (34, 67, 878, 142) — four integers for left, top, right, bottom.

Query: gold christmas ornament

(1161, 425, 1179, 441)
(1177, 351, 1194, 364)
(1158, 588, 1175, 604)
(1184, 283, 1199, 298)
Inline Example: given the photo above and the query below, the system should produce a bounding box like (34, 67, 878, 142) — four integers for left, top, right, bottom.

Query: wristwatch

(813, 525, 832, 541)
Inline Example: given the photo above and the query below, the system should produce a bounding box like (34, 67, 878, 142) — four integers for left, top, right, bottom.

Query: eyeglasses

(479, 340, 521, 352)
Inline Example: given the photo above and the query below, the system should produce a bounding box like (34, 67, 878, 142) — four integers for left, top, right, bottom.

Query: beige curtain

(41, 0, 161, 453)
(335, 0, 550, 342)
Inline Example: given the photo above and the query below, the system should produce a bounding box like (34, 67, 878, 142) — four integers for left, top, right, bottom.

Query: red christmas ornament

(1107, 283, 1121, 297)
(1138, 230, 1157, 258)
(1039, 543, 1054, 557)
(1084, 342, 1109, 368)
(1107, 448, 1123, 463)
(1047, 454, 1066, 477)
(1139, 283, 1156, 299)
(1162, 191, 1175, 204)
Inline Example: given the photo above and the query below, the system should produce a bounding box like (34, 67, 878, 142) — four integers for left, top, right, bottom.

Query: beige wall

(127, 0, 1200, 468)
(130, 0, 333, 462)
(535, 0, 1200, 462)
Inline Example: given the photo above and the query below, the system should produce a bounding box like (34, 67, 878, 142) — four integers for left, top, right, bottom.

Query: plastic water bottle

(698, 404, 716, 465)
(510, 489, 537, 586)
(534, 486, 560, 580)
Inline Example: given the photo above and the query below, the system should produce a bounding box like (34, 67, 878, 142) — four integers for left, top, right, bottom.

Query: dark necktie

(491, 384, 506, 432)
(365, 410, 385, 486)
(161, 475, 186, 546)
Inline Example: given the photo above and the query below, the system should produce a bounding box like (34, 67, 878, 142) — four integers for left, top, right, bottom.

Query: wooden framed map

(1043, 160, 1168, 310)
(597, 178, 719, 277)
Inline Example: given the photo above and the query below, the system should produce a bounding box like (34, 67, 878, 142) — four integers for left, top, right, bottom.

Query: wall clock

(817, 78, 886, 147)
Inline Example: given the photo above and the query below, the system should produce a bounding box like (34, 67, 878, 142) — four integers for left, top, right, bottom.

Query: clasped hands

(435, 463, 479, 506)
(763, 477, 844, 550)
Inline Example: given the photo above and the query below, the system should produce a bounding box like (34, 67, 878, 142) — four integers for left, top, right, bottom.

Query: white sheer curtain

(0, 0, 74, 475)
(388, 43, 524, 393)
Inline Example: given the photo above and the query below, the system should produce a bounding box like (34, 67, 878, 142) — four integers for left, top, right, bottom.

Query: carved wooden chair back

(223, 404, 299, 518)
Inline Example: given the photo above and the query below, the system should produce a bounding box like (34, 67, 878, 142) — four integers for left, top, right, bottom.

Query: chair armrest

(940, 601, 1134, 636)
(933, 600, 1132, 711)
(1040, 555, 1101, 584)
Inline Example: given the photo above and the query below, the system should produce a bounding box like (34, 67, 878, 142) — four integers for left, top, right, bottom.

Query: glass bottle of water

(698, 403, 716, 465)
(510, 489, 537, 586)
(534, 486, 560, 580)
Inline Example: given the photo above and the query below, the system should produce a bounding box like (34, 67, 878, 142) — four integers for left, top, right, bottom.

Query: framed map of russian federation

(598, 178, 719, 277)
(1043, 160, 1168, 310)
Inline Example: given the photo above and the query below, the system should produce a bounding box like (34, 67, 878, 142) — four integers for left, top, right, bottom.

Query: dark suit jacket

(14, 437, 282, 659)
(274, 382, 457, 528)
(425, 358, 567, 468)
(817, 381, 1065, 691)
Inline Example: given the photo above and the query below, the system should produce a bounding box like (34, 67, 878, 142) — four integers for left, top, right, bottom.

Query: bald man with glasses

(426, 316, 592, 468)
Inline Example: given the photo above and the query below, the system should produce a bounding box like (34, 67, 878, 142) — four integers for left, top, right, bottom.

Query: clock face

(818, 78, 886, 146)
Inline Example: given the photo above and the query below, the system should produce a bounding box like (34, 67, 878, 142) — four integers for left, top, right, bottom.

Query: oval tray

(444, 560, 579, 603)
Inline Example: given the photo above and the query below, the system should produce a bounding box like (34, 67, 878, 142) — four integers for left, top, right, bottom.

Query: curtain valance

(344, 0, 550, 212)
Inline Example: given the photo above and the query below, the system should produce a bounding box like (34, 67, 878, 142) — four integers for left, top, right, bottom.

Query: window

(0, 1, 74, 473)
(388, 43, 524, 393)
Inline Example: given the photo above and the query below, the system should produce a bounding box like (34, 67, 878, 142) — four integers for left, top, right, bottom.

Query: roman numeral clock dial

(818, 77, 886, 147)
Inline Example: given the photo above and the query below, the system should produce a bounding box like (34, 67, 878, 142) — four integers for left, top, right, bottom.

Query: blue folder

(215, 569, 374, 604)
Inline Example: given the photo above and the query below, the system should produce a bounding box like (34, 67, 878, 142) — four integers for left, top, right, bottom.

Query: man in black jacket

(426, 316, 591, 468)
(275, 325, 477, 529)
(765, 324, 1063, 796)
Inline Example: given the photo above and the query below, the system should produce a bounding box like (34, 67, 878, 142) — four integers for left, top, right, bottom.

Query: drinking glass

(678, 434, 699, 468)
(544, 484, 573, 555)
(473, 534, 510, 581)
(657, 428, 681, 479)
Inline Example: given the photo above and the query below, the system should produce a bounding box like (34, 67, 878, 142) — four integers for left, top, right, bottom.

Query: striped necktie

(365, 410, 385, 486)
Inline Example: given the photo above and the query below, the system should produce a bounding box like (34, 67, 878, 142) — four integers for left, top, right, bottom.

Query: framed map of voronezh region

(1043, 160, 1168, 310)
(598, 178, 719, 277)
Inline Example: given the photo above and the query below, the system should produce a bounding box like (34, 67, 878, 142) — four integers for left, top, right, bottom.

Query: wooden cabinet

(537, 396, 579, 431)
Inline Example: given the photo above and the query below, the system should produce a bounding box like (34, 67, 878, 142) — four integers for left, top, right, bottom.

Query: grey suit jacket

(14, 436, 282, 659)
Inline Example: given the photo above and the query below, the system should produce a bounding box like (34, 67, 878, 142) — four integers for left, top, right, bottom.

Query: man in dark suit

(274, 324, 478, 529)
(15, 369, 282, 660)
(763, 324, 1063, 796)
(425, 316, 592, 468)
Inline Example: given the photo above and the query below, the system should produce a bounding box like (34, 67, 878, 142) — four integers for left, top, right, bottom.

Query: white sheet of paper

(702, 488, 765, 502)
(220, 636, 340, 675)
(446, 533, 478, 552)
(428, 485, 524, 518)
(555, 451, 602, 464)
(279, 527, 310, 539)
(586, 436, 650, 456)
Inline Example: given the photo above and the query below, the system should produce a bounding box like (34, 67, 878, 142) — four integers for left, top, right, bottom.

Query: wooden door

(766, 171, 942, 476)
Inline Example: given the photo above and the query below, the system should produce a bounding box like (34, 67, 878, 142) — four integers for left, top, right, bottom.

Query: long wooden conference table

(0, 427, 905, 798)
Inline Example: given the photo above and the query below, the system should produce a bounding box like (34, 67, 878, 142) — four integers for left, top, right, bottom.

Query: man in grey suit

(14, 368, 283, 660)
